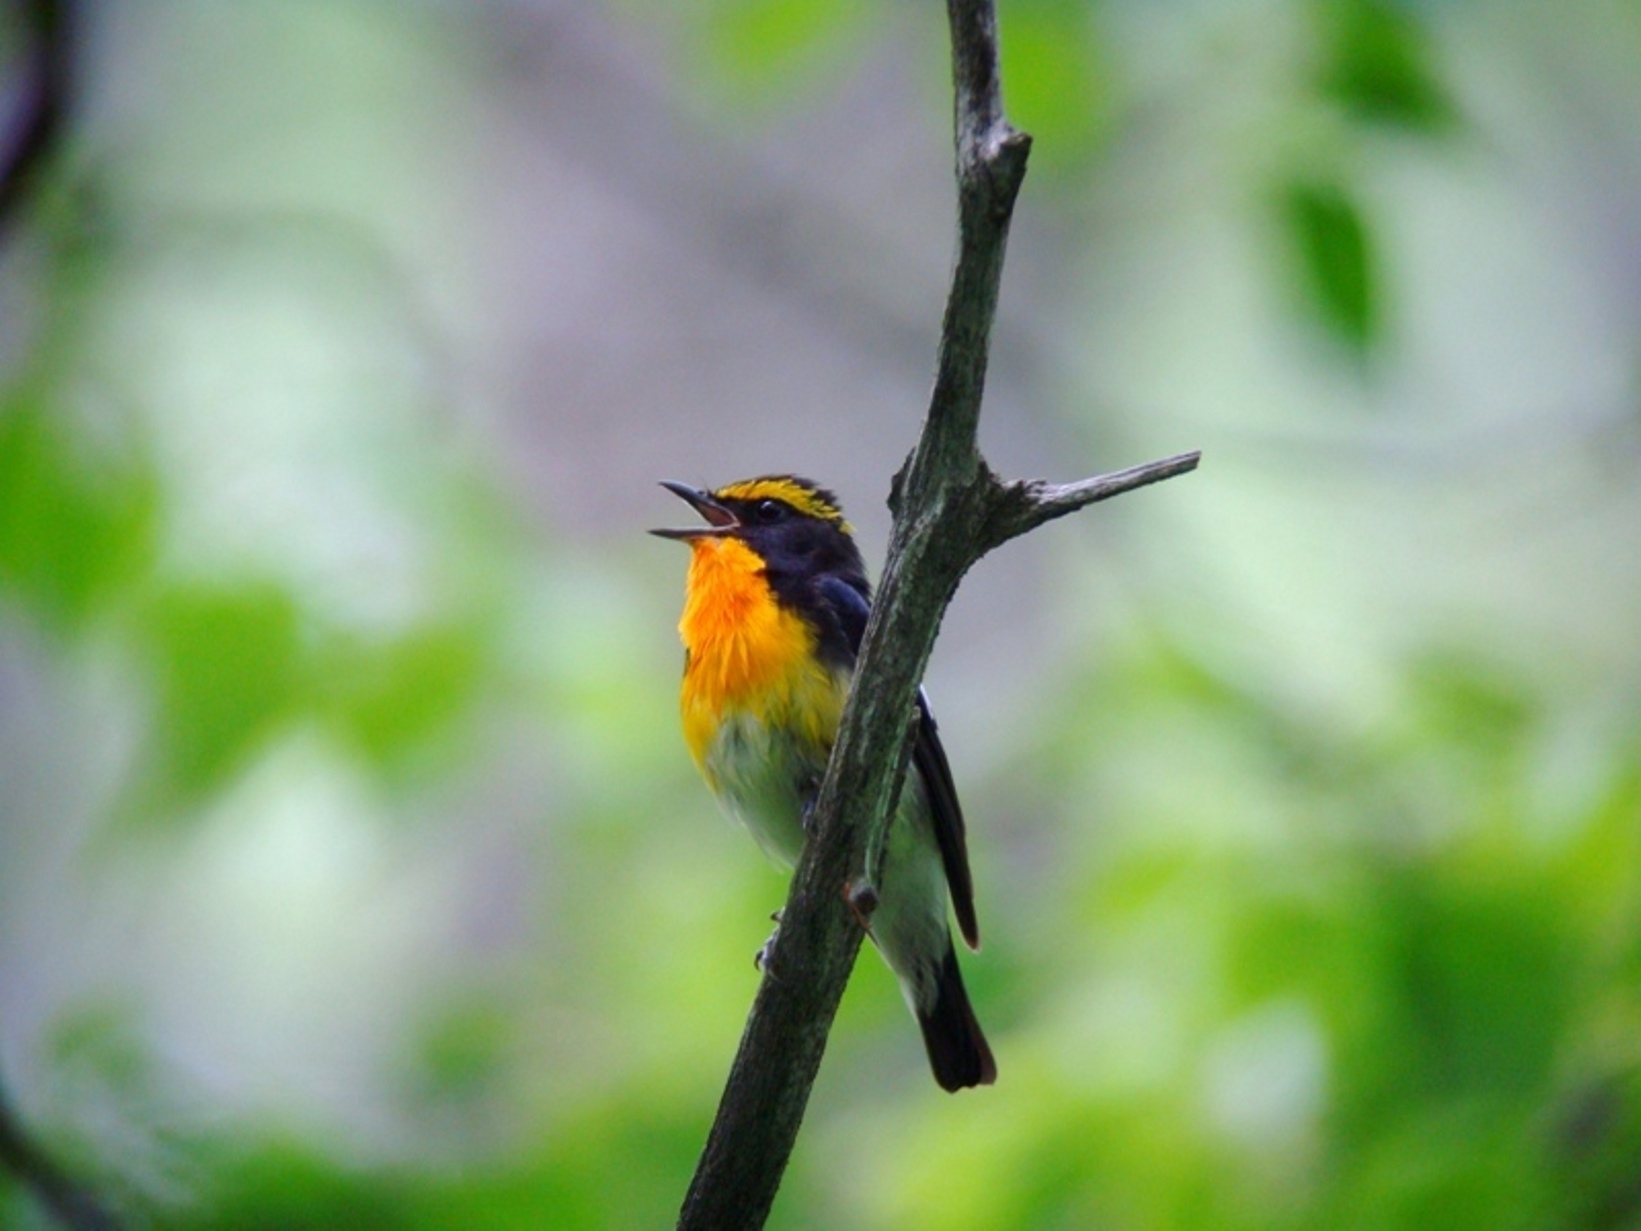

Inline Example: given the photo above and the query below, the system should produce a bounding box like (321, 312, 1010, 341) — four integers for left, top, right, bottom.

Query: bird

(652, 474, 995, 1092)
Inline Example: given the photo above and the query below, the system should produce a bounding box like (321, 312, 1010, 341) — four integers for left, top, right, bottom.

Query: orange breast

(676, 536, 843, 773)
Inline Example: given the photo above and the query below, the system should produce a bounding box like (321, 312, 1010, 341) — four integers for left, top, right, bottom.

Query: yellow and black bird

(653, 475, 995, 1092)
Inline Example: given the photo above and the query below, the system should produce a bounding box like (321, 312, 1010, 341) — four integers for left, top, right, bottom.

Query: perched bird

(652, 475, 995, 1092)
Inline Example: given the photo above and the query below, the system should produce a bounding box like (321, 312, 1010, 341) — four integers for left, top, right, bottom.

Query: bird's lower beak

(650, 481, 739, 540)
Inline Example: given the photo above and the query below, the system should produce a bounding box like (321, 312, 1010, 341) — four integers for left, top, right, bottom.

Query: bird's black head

(651, 475, 866, 585)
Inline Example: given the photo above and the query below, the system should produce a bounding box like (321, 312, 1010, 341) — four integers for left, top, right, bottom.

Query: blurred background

(2, 0, 1640, 1226)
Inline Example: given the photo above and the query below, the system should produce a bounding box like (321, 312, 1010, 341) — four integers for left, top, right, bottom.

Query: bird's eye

(754, 500, 785, 524)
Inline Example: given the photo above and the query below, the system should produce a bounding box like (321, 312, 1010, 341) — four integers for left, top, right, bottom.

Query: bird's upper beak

(650, 481, 739, 540)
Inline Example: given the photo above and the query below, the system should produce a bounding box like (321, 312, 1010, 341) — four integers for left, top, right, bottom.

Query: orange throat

(675, 536, 839, 767)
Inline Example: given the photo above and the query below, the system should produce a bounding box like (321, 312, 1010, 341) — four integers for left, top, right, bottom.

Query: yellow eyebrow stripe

(714, 477, 852, 532)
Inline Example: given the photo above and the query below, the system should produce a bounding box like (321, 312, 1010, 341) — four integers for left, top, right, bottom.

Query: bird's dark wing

(914, 688, 979, 949)
(815, 573, 870, 665)
(815, 573, 980, 950)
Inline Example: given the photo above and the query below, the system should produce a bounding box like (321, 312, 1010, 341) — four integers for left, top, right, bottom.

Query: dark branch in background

(0, 0, 71, 241)
(675, 1, 1199, 1228)
(0, 1080, 116, 1229)
(1, 2, 109, 1223)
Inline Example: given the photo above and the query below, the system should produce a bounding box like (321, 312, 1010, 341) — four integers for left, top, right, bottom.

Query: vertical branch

(899, 0, 1030, 506)
(675, 7, 1032, 1229)
(0, 5, 106, 1219)
(0, 0, 74, 240)
(0, 1080, 115, 1229)
(1, 6, 114, 1224)
(675, 1, 1197, 1227)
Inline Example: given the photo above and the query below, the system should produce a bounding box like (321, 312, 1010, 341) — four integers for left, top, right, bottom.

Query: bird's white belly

(702, 709, 827, 869)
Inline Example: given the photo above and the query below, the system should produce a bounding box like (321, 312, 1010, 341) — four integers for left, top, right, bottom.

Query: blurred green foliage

(4, 1, 1641, 1229)
(0, 396, 157, 631)
(1281, 178, 1379, 357)
(679, 0, 875, 106)
(1313, 0, 1455, 134)
(1283, 0, 1454, 355)
(998, 0, 1108, 177)
(138, 581, 305, 810)
(670, 0, 1109, 172)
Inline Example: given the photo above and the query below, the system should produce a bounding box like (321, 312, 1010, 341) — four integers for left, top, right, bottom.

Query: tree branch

(979, 450, 1202, 552)
(0, 1079, 116, 1230)
(675, 2, 1199, 1227)
(0, 0, 73, 243)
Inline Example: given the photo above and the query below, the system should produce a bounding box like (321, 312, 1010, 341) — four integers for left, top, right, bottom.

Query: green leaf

(1316, 0, 1455, 133)
(138, 581, 303, 806)
(999, 0, 1109, 174)
(1394, 874, 1574, 1100)
(1281, 177, 1379, 355)
(175, 1143, 416, 1231)
(320, 625, 484, 772)
(699, 0, 870, 100)
(1404, 650, 1536, 762)
(0, 1182, 28, 1226)
(412, 1000, 513, 1107)
(0, 399, 157, 630)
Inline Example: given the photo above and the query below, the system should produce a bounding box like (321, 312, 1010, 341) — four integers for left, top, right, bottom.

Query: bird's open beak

(650, 481, 739, 540)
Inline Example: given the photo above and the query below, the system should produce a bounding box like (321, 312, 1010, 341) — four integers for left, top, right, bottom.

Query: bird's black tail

(916, 943, 996, 1092)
